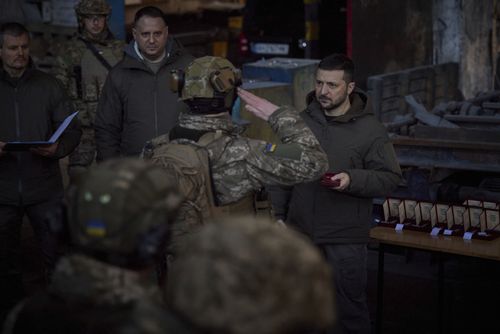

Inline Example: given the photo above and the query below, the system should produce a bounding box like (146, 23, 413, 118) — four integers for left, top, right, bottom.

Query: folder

(4, 111, 78, 151)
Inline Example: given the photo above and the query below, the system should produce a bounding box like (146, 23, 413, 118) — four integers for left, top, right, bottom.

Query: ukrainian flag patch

(264, 143, 277, 153)
(86, 219, 107, 238)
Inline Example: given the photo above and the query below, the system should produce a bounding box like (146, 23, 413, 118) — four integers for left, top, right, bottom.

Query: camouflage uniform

(148, 108, 327, 255)
(161, 56, 328, 204)
(146, 56, 328, 255)
(2, 159, 193, 334)
(175, 107, 327, 205)
(2, 255, 179, 334)
(166, 216, 336, 334)
(52, 0, 124, 178)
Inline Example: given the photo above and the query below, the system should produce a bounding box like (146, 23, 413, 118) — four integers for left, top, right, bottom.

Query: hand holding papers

(3, 111, 78, 151)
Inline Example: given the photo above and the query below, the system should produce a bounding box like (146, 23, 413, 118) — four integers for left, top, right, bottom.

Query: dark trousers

(320, 243, 371, 334)
(0, 199, 63, 319)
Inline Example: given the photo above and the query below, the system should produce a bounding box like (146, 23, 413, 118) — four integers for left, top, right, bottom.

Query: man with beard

(0, 22, 81, 322)
(52, 0, 124, 181)
(267, 54, 402, 334)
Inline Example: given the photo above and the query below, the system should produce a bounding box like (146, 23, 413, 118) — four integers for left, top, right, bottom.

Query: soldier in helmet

(2, 158, 195, 334)
(166, 216, 336, 334)
(52, 0, 124, 181)
(144, 56, 328, 257)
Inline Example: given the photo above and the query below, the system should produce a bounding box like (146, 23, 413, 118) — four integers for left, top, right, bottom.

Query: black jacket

(0, 64, 81, 205)
(95, 38, 194, 161)
(269, 89, 402, 244)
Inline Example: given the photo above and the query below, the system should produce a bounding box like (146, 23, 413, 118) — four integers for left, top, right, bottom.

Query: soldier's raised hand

(237, 88, 279, 121)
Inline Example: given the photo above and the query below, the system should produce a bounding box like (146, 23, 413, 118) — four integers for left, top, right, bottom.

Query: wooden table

(370, 226, 500, 334)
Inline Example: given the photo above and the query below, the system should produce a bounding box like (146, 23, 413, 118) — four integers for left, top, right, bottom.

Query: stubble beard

(318, 91, 348, 112)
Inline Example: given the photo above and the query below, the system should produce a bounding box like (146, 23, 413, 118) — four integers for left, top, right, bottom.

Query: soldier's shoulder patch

(263, 143, 302, 160)
(264, 143, 277, 153)
(86, 219, 107, 238)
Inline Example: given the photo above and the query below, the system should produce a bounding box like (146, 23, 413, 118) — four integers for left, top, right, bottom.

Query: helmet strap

(186, 97, 229, 114)
(81, 25, 111, 44)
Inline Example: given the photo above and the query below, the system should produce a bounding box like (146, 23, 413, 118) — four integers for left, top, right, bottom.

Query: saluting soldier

(144, 56, 329, 257)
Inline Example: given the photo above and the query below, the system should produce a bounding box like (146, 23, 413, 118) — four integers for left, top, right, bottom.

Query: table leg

(438, 252, 444, 334)
(376, 242, 385, 334)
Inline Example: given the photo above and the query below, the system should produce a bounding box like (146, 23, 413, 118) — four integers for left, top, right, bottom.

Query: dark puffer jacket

(95, 38, 194, 161)
(270, 89, 402, 244)
(0, 64, 81, 205)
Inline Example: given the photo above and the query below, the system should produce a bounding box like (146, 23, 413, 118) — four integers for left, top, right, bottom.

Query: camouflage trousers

(68, 126, 95, 181)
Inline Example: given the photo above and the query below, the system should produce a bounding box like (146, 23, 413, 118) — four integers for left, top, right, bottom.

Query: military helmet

(170, 56, 242, 102)
(167, 216, 335, 334)
(68, 158, 182, 267)
(75, 0, 111, 16)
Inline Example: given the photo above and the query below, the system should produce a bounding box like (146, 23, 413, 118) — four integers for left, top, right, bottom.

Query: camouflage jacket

(48, 254, 161, 305)
(146, 107, 327, 256)
(52, 33, 124, 127)
(175, 107, 328, 205)
(3, 254, 194, 334)
(52, 33, 124, 169)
